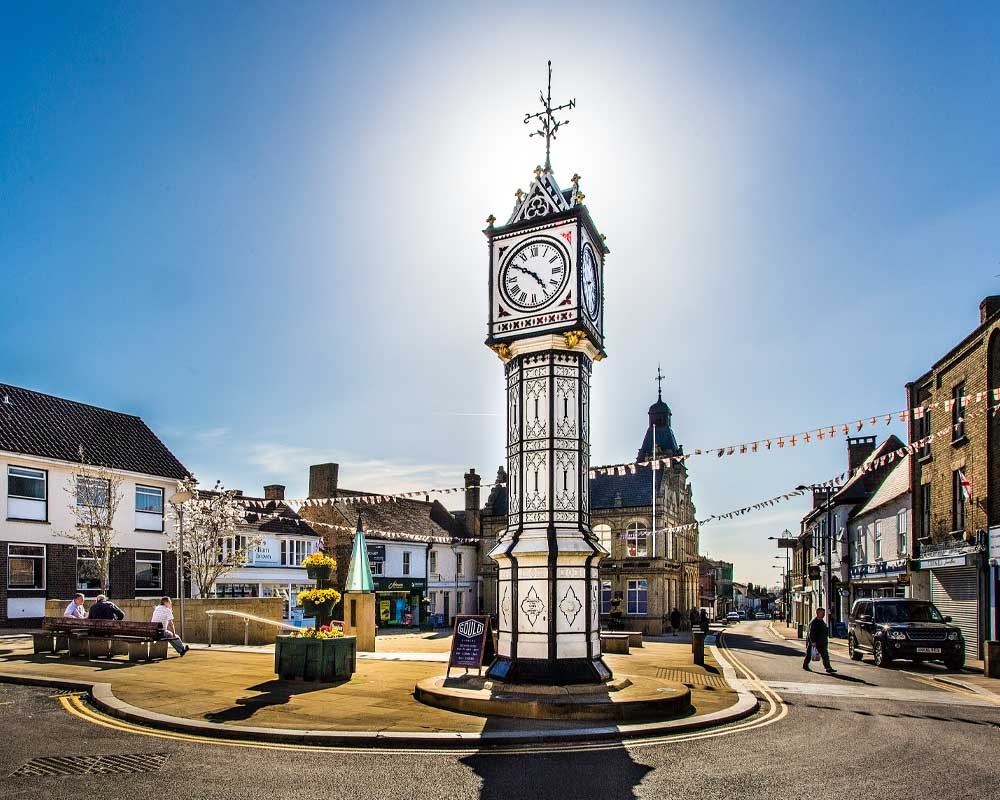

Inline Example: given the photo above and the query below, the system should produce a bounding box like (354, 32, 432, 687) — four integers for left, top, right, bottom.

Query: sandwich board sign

(446, 615, 495, 678)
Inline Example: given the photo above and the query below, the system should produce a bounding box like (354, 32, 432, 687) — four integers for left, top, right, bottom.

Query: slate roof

(0, 383, 190, 479)
(852, 455, 910, 519)
(241, 497, 317, 536)
(329, 493, 464, 541)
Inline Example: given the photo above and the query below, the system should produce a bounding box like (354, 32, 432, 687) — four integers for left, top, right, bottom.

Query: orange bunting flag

(993, 388, 1000, 403)
(727, 447, 735, 456)
(900, 410, 910, 423)
(884, 415, 892, 425)
(804, 432, 811, 443)
(740, 444, 747, 454)
(765, 439, 772, 450)
(751, 442, 759, 453)
(841, 424, 849, 435)
(856, 421, 864, 432)
(790, 435, 797, 447)
(777, 437, 784, 448)
(828, 427, 836, 438)
(869, 417, 877, 426)
(717, 449, 724, 458)
(817, 429, 825, 440)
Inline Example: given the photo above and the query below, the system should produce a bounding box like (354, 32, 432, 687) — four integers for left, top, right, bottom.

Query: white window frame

(455, 552, 463, 577)
(874, 520, 882, 561)
(593, 524, 613, 553)
(429, 551, 437, 575)
(897, 510, 908, 555)
(76, 547, 103, 592)
(627, 579, 648, 615)
(7, 543, 46, 590)
(7, 466, 48, 521)
(76, 476, 110, 508)
(600, 580, 612, 614)
(371, 560, 384, 576)
(625, 522, 649, 558)
(135, 550, 163, 590)
(135, 485, 165, 531)
(402, 551, 411, 576)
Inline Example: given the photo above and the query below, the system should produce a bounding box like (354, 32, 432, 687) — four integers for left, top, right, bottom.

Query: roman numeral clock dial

(500, 237, 569, 311)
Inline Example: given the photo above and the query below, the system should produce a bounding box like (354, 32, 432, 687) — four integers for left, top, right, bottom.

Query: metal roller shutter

(930, 567, 979, 660)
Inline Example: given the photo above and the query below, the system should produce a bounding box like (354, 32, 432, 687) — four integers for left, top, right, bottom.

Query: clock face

(499, 237, 570, 311)
(581, 243, 600, 319)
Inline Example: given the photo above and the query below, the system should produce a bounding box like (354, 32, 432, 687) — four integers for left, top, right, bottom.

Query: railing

(204, 610, 343, 646)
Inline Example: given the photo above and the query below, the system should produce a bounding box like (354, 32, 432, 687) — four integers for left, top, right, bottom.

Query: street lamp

(768, 530, 794, 625)
(796, 486, 838, 626)
(168, 489, 193, 638)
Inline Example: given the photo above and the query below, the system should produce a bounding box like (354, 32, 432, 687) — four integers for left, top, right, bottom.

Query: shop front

(373, 577, 426, 628)
(917, 549, 984, 660)
(850, 558, 910, 602)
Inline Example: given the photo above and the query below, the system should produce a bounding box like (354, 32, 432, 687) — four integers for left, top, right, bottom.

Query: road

(1, 621, 998, 800)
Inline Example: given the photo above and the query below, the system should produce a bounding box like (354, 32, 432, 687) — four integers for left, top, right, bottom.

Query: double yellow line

(714, 630, 788, 733)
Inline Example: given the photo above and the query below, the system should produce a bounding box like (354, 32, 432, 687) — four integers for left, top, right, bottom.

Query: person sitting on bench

(64, 593, 87, 618)
(150, 597, 189, 656)
(89, 594, 125, 621)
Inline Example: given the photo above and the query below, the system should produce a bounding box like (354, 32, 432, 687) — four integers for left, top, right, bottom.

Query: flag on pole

(959, 470, 972, 502)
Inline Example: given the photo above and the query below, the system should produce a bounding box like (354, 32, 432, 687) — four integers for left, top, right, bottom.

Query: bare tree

(61, 446, 126, 594)
(169, 478, 261, 598)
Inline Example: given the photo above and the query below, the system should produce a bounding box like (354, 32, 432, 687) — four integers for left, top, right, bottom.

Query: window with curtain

(625, 522, 649, 558)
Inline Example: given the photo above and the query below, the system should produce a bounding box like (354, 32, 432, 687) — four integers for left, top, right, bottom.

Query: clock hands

(509, 264, 548, 291)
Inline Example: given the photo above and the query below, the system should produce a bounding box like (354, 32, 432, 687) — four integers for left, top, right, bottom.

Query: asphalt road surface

(1, 621, 998, 800)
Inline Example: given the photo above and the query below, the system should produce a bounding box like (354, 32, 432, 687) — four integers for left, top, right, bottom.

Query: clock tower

(485, 62, 610, 684)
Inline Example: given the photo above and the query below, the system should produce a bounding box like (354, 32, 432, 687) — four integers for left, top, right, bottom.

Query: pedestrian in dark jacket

(803, 607, 836, 673)
(699, 609, 710, 634)
(670, 608, 681, 635)
(89, 594, 125, 621)
(689, 608, 699, 630)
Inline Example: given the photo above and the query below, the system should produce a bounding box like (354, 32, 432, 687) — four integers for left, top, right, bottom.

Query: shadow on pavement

(0, 651, 141, 671)
(204, 678, 344, 723)
(462, 735, 652, 800)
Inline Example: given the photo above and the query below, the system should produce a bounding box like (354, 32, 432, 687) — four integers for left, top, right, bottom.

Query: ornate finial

(571, 173, 581, 185)
(534, 165, 543, 178)
(575, 192, 586, 203)
(515, 188, 524, 202)
(523, 61, 576, 173)
(486, 214, 496, 226)
(656, 364, 665, 401)
(600, 233, 607, 241)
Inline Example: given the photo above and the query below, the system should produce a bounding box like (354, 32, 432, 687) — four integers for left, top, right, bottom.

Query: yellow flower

(301, 552, 337, 569)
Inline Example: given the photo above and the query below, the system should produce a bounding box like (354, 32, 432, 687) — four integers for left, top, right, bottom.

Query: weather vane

(523, 60, 575, 173)
(656, 364, 665, 401)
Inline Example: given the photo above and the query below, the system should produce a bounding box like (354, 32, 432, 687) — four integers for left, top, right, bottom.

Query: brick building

(905, 295, 1000, 659)
(480, 388, 700, 634)
(0, 384, 189, 626)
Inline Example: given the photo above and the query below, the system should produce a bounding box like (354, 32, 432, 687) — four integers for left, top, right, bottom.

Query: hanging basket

(306, 564, 333, 581)
(302, 599, 335, 618)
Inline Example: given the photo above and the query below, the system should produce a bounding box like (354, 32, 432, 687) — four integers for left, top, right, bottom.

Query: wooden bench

(599, 632, 630, 654)
(36, 618, 168, 662)
(619, 630, 644, 648)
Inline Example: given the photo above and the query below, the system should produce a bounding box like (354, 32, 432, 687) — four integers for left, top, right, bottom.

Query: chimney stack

(847, 436, 877, 473)
(464, 468, 482, 538)
(309, 463, 339, 500)
(264, 484, 285, 501)
(981, 296, 1000, 325)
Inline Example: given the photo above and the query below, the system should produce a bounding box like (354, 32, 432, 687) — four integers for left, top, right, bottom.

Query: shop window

(8, 544, 45, 589)
(625, 522, 649, 558)
(7, 466, 48, 520)
(135, 551, 162, 590)
(76, 548, 102, 592)
(627, 579, 648, 614)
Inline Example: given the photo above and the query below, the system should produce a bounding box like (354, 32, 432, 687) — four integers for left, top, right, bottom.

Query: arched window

(593, 524, 612, 552)
(626, 522, 649, 558)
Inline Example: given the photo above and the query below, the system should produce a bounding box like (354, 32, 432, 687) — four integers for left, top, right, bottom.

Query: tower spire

(523, 60, 576, 172)
(655, 364, 665, 402)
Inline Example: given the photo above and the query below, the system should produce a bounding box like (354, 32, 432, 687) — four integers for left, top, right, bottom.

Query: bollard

(797, 623, 804, 639)
(691, 630, 706, 666)
(985, 641, 1000, 679)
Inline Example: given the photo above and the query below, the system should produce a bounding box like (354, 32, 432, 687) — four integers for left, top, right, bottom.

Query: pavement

(767, 621, 1000, 697)
(0, 630, 753, 746)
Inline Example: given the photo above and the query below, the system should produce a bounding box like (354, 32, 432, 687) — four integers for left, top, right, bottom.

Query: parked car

(848, 598, 964, 670)
(737, 610, 747, 620)
(726, 611, 740, 624)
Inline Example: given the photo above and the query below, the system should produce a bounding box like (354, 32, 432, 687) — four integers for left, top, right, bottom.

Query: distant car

(848, 598, 964, 670)
(726, 612, 740, 624)
(746, 610, 756, 621)
(737, 610, 747, 620)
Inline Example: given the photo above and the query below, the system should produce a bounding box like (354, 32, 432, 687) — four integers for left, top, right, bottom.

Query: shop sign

(367, 544, 386, 562)
(776, 538, 796, 549)
(373, 577, 426, 592)
(849, 559, 907, 580)
(250, 539, 280, 567)
(989, 526, 1000, 559)
(918, 555, 968, 570)
(447, 615, 495, 676)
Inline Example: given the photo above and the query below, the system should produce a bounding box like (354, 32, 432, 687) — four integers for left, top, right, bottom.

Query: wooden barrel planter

(275, 635, 357, 682)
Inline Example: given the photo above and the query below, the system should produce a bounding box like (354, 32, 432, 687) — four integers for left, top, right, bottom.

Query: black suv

(848, 598, 964, 670)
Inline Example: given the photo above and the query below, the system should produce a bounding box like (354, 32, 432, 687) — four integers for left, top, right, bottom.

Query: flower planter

(275, 635, 357, 682)
(306, 564, 333, 581)
(301, 599, 335, 618)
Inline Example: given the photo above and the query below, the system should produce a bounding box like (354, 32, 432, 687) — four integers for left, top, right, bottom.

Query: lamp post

(769, 530, 794, 625)
(168, 489, 193, 638)
(451, 539, 460, 627)
(772, 564, 787, 621)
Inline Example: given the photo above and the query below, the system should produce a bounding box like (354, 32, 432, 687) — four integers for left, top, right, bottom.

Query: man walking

(803, 607, 836, 673)
(63, 593, 87, 618)
(150, 597, 189, 656)
(89, 594, 125, 621)
(670, 607, 681, 636)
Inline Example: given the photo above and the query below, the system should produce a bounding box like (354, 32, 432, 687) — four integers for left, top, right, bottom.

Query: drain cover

(10, 753, 169, 777)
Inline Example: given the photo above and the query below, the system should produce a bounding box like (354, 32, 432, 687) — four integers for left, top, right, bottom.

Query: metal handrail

(204, 609, 343, 646)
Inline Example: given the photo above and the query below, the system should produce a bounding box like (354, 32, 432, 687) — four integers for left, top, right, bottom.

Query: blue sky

(2, 2, 999, 587)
